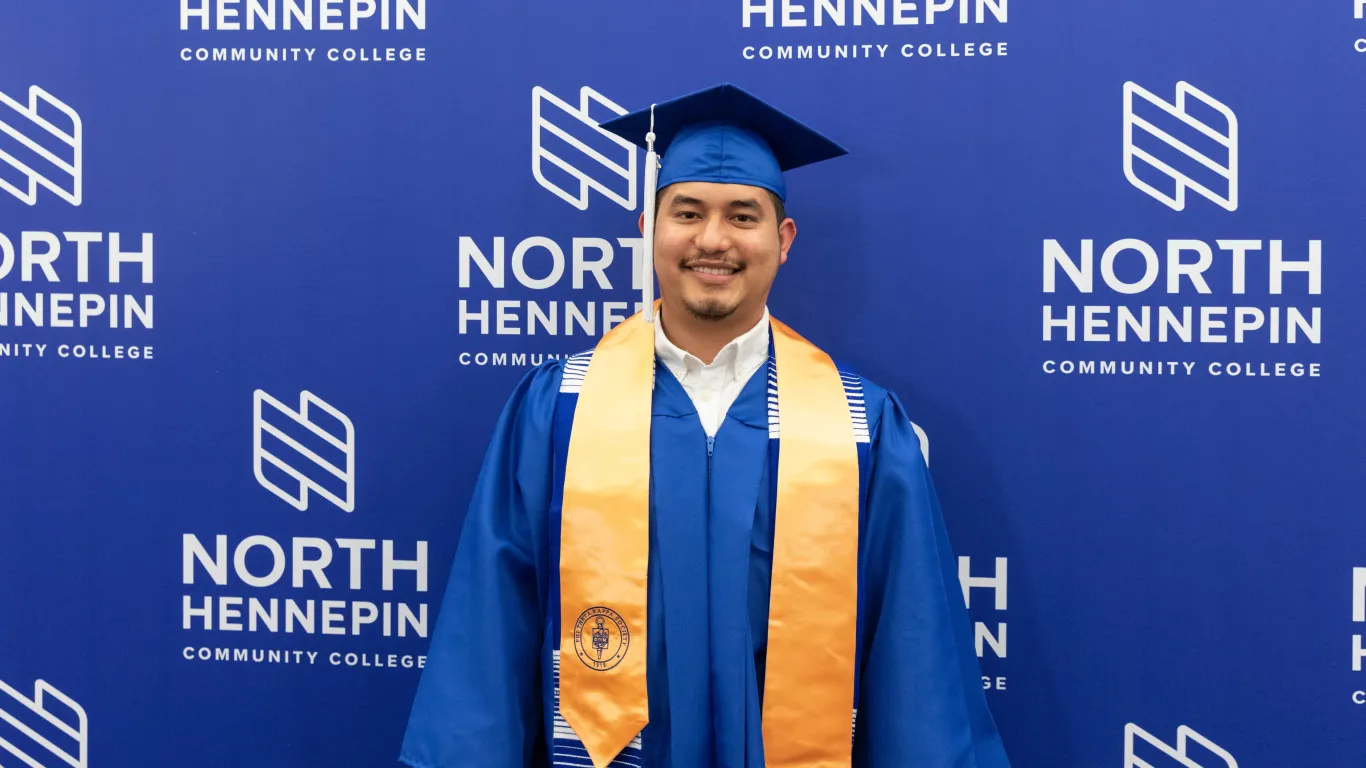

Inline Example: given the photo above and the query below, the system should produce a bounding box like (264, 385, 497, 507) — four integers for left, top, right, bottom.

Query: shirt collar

(654, 305, 771, 383)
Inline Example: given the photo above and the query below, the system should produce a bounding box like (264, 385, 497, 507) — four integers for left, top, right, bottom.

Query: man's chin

(682, 297, 740, 322)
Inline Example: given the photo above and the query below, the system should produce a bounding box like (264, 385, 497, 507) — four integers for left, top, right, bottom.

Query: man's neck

(658, 302, 765, 365)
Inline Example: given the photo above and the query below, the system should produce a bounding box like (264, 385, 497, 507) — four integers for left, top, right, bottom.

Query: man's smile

(685, 260, 743, 284)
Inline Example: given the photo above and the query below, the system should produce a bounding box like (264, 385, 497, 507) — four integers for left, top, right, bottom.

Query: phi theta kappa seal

(573, 606, 630, 671)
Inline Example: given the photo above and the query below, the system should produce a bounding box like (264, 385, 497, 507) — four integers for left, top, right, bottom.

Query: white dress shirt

(654, 306, 771, 437)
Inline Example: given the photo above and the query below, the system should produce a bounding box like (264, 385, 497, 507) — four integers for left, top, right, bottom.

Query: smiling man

(400, 83, 1010, 768)
(647, 178, 789, 384)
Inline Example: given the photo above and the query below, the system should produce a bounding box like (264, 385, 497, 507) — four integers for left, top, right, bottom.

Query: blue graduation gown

(399, 355, 1010, 768)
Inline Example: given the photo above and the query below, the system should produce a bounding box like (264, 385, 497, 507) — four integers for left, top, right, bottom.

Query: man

(400, 83, 1010, 768)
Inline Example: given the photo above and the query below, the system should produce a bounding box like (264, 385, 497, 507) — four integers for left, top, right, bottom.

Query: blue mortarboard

(597, 83, 848, 321)
(598, 82, 848, 202)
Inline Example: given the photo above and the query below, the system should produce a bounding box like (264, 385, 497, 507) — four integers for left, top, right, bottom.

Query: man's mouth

(685, 260, 743, 276)
(685, 262, 742, 285)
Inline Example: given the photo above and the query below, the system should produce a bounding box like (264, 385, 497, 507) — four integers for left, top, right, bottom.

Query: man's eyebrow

(728, 198, 763, 212)
(669, 194, 704, 207)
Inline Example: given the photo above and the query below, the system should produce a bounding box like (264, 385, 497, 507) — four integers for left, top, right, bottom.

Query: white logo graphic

(531, 86, 637, 211)
(252, 389, 355, 513)
(0, 678, 88, 768)
(0, 86, 82, 207)
(1124, 724, 1237, 768)
(1123, 82, 1237, 212)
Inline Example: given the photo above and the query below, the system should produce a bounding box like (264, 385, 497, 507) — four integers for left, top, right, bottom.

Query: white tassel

(642, 105, 659, 324)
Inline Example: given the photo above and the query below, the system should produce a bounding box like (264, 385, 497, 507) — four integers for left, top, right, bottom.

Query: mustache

(681, 256, 745, 269)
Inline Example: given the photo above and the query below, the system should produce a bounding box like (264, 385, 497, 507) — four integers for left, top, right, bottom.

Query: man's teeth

(692, 266, 737, 275)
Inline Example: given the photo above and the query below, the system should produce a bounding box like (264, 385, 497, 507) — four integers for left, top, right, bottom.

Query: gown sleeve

(853, 388, 1012, 768)
(399, 362, 562, 768)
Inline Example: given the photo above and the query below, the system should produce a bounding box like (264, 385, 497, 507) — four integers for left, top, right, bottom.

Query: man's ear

(638, 212, 646, 235)
(777, 218, 797, 266)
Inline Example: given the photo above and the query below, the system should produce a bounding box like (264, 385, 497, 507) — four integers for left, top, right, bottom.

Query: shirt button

(700, 392, 713, 403)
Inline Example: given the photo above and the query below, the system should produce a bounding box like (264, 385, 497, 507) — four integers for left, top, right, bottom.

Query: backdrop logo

(739, 0, 1009, 63)
(0, 86, 81, 207)
(531, 86, 637, 212)
(1, 83, 156, 364)
(0, 678, 88, 768)
(178, 0, 428, 65)
(1123, 82, 1237, 212)
(1038, 81, 1323, 382)
(960, 556, 1007, 691)
(450, 86, 644, 363)
(253, 389, 356, 513)
(179, 390, 427, 672)
(1124, 724, 1237, 768)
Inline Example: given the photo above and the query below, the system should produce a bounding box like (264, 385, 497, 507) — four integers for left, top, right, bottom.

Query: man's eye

(676, 211, 700, 219)
(734, 215, 755, 223)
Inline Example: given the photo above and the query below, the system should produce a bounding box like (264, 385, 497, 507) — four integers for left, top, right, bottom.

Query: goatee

(683, 297, 738, 321)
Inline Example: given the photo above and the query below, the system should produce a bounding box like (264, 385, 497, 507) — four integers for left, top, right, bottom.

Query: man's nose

(693, 213, 732, 254)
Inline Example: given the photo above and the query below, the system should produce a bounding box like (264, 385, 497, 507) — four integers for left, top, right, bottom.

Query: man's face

(642, 181, 796, 323)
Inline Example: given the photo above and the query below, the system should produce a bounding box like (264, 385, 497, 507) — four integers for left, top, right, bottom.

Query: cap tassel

(641, 104, 658, 324)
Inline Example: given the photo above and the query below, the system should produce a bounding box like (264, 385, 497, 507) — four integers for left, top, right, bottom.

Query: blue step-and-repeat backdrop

(1, 1, 1362, 766)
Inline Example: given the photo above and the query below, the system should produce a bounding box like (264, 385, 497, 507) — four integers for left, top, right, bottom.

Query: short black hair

(654, 187, 786, 226)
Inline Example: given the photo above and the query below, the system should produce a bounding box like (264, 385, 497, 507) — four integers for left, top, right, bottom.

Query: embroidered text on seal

(572, 606, 631, 671)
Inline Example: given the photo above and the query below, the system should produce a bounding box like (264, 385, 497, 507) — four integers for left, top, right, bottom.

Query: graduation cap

(597, 83, 848, 322)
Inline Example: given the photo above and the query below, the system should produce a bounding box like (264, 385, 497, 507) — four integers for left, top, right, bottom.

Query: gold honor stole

(558, 303, 860, 768)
